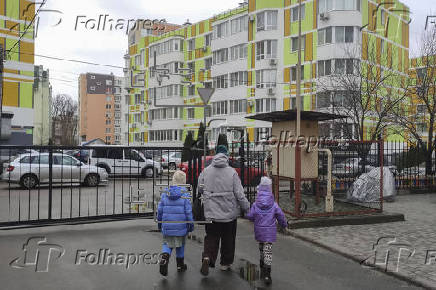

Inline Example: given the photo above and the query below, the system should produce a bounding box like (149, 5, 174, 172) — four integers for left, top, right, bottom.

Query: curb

(287, 230, 436, 290)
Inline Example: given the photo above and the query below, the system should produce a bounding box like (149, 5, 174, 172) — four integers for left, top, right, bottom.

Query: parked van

(87, 146, 162, 178)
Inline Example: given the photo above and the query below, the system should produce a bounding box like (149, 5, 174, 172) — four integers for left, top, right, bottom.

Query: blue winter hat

(216, 145, 229, 156)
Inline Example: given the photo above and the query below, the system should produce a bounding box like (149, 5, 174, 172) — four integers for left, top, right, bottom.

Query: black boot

(259, 260, 265, 279)
(200, 257, 210, 276)
(264, 266, 272, 285)
(176, 257, 187, 272)
(159, 253, 170, 276)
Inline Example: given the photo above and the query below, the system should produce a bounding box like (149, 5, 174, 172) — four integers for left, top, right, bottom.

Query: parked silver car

(2, 153, 108, 189)
(160, 152, 182, 170)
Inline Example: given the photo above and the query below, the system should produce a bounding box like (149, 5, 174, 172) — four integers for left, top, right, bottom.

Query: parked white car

(86, 146, 162, 178)
(161, 152, 182, 170)
(2, 153, 108, 189)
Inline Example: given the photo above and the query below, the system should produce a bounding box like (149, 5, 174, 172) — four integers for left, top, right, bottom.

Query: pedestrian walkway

(292, 194, 436, 289)
(0, 217, 421, 289)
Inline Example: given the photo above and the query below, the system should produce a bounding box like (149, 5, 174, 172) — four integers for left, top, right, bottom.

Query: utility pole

(295, 0, 303, 217)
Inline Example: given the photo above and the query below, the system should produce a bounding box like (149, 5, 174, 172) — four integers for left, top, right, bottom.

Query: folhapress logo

(9, 237, 65, 272)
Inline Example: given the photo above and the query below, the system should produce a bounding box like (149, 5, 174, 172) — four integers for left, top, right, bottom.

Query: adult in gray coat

(198, 145, 250, 276)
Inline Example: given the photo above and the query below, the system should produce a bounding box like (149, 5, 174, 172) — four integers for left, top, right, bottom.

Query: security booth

(246, 110, 346, 217)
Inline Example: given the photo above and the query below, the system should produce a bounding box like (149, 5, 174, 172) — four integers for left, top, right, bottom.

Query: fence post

(48, 147, 53, 220)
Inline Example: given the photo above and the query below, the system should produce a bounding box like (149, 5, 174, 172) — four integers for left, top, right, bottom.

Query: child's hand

(187, 223, 194, 233)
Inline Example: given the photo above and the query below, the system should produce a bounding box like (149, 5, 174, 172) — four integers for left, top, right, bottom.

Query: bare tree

(393, 26, 436, 174)
(51, 94, 78, 146)
(318, 39, 409, 144)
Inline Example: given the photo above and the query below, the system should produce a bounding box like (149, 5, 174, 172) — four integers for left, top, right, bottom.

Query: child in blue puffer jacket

(157, 170, 194, 276)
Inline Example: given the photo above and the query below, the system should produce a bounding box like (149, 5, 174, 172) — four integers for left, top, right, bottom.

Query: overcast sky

(34, 0, 436, 99)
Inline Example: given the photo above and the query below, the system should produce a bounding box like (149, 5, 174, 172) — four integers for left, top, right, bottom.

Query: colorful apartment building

(1, 0, 35, 145)
(126, 0, 410, 146)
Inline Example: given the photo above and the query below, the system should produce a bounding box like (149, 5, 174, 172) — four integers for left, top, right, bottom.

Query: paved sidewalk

(0, 217, 420, 290)
(292, 194, 436, 289)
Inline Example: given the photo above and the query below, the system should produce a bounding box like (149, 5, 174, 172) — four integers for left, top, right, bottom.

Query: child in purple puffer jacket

(246, 176, 287, 285)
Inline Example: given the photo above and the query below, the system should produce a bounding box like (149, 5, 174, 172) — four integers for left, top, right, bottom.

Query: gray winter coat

(198, 153, 250, 222)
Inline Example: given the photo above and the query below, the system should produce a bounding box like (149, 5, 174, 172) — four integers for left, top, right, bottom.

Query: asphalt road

(0, 177, 166, 223)
(0, 219, 422, 290)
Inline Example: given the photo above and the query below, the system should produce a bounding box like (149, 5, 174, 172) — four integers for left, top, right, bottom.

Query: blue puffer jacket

(157, 186, 194, 236)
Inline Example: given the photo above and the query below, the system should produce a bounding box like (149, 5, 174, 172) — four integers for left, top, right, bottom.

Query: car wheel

(20, 174, 38, 189)
(169, 163, 177, 171)
(143, 167, 155, 178)
(85, 174, 100, 187)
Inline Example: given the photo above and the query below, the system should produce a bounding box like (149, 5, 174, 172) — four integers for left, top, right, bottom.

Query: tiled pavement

(292, 194, 436, 289)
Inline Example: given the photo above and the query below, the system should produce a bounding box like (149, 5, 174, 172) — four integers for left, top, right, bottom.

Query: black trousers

(202, 220, 237, 266)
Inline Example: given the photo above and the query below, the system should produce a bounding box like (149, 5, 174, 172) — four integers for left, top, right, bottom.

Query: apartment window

(318, 27, 332, 45)
(229, 99, 248, 114)
(257, 11, 278, 31)
(318, 60, 332, 77)
(188, 39, 195, 51)
(213, 48, 229, 64)
(230, 71, 248, 87)
(231, 15, 248, 34)
(230, 44, 247, 61)
(187, 108, 195, 120)
(214, 21, 229, 39)
(106, 96, 112, 102)
(317, 92, 331, 108)
(205, 33, 212, 46)
(256, 40, 277, 60)
(256, 99, 276, 113)
(319, 0, 360, 13)
(291, 35, 306, 52)
(335, 26, 354, 43)
(334, 59, 354, 75)
(106, 119, 111, 125)
(188, 85, 196, 96)
(106, 128, 111, 133)
(213, 74, 228, 89)
(205, 58, 212, 70)
(291, 66, 305, 82)
(291, 4, 305, 22)
(212, 101, 228, 116)
(256, 70, 276, 88)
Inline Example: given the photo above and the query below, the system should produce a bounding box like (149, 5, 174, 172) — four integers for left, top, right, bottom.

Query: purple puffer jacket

(246, 184, 287, 243)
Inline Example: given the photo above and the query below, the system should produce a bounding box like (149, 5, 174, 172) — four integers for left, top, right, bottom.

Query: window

(291, 66, 305, 81)
(255, 128, 272, 142)
(291, 35, 306, 52)
(213, 48, 229, 64)
(188, 39, 195, 51)
(231, 15, 248, 34)
(256, 70, 276, 88)
(212, 101, 228, 116)
(205, 58, 212, 70)
(187, 108, 195, 119)
(90, 86, 95, 91)
(213, 74, 228, 89)
(229, 99, 248, 114)
(335, 26, 354, 43)
(188, 85, 196, 96)
(318, 27, 332, 45)
(256, 40, 277, 60)
(205, 34, 212, 46)
(318, 60, 332, 77)
(334, 59, 355, 75)
(291, 4, 305, 22)
(317, 92, 331, 108)
(257, 11, 278, 31)
(213, 21, 229, 39)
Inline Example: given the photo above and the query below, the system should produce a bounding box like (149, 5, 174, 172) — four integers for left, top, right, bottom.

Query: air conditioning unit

(249, 15, 255, 22)
(268, 88, 276, 95)
(320, 12, 329, 21)
(269, 59, 277, 66)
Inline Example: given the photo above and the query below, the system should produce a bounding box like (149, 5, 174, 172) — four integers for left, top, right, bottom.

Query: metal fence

(0, 141, 433, 226)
